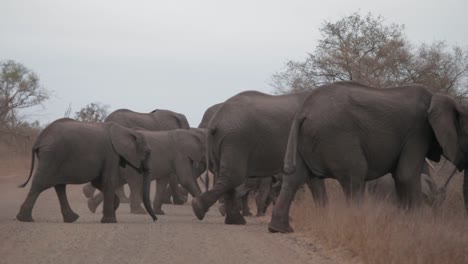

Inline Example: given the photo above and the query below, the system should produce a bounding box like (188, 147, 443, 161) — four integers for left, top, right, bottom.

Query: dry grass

(290, 167, 468, 264)
(0, 140, 34, 177)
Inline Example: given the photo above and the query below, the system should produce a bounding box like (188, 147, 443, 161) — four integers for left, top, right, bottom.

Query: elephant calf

(88, 128, 207, 215)
(16, 118, 157, 223)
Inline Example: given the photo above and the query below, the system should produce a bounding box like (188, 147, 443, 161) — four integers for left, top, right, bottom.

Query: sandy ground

(0, 174, 341, 264)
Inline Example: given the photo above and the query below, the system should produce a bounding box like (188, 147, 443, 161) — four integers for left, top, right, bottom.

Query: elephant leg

(338, 175, 366, 203)
(100, 167, 118, 223)
(101, 189, 117, 223)
(87, 192, 103, 213)
(82, 183, 96, 198)
(224, 189, 246, 225)
(192, 157, 246, 221)
(115, 185, 129, 203)
(241, 192, 252, 217)
(306, 177, 328, 207)
(86, 180, 103, 213)
(393, 152, 425, 209)
(163, 185, 172, 204)
(335, 153, 367, 203)
(255, 177, 272, 217)
(153, 177, 170, 215)
(54, 184, 79, 223)
(16, 184, 48, 222)
(269, 157, 309, 233)
(169, 174, 186, 205)
(126, 171, 146, 214)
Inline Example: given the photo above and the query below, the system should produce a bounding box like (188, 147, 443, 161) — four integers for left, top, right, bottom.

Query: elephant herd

(16, 81, 466, 233)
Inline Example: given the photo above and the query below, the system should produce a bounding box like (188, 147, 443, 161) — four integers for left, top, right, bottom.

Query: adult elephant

(16, 118, 157, 223)
(191, 90, 328, 225)
(83, 108, 191, 211)
(270, 81, 467, 233)
(198, 102, 284, 217)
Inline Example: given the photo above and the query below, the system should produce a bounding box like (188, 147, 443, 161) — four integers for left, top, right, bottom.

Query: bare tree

(0, 60, 49, 137)
(406, 42, 468, 99)
(271, 12, 468, 99)
(74, 102, 110, 123)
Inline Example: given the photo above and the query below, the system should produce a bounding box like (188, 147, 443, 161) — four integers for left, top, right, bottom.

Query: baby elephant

(88, 128, 207, 215)
(16, 118, 157, 223)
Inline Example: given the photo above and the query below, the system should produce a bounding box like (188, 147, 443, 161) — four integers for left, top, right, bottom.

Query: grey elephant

(16, 118, 157, 223)
(270, 81, 468, 233)
(191, 90, 327, 225)
(88, 128, 206, 215)
(83, 108, 191, 208)
(197, 102, 291, 218)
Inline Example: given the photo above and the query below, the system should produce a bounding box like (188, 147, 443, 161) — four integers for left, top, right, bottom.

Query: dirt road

(0, 175, 337, 264)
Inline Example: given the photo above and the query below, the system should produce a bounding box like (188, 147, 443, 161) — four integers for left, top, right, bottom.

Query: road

(0, 175, 337, 264)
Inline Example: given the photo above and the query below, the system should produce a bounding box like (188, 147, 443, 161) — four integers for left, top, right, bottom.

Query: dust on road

(0, 175, 338, 264)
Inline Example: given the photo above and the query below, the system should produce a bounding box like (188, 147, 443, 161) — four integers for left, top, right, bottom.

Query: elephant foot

(63, 212, 80, 223)
(130, 206, 147, 215)
(16, 212, 34, 222)
(82, 184, 96, 198)
(268, 218, 294, 233)
(218, 204, 226, 216)
(100, 216, 117, 223)
(243, 210, 253, 217)
(88, 199, 99, 213)
(225, 212, 246, 225)
(191, 197, 207, 220)
(154, 208, 166, 215)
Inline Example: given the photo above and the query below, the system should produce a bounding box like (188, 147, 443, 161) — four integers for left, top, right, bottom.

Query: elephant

(198, 102, 287, 218)
(198, 103, 223, 129)
(87, 128, 206, 215)
(191, 90, 328, 225)
(83, 108, 191, 209)
(16, 118, 157, 223)
(269, 81, 468, 233)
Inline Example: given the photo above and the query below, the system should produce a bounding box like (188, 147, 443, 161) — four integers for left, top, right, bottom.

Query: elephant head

(428, 94, 468, 213)
(171, 128, 207, 197)
(109, 123, 157, 221)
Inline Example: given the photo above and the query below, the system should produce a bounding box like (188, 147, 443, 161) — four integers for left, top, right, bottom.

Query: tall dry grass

(0, 128, 38, 176)
(290, 165, 468, 264)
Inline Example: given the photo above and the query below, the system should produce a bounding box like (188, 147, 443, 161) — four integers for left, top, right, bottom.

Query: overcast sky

(1, 0, 467, 126)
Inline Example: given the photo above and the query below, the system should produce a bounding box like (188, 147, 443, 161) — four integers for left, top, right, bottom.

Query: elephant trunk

(143, 169, 157, 221)
(183, 174, 202, 199)
(464, 169, 468, 214)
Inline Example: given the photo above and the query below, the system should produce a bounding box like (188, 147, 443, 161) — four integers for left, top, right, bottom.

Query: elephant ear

(428, 94, 461, 165)
(173, 128, 207, 162)
(110, 123, 142, 169)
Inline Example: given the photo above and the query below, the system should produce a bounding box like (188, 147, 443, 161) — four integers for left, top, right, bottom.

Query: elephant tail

(18, 146, 38, 188)
(283, 115, 305, 175)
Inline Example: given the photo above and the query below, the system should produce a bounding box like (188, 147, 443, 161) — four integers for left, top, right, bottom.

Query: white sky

(1, 0, 467, 126)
